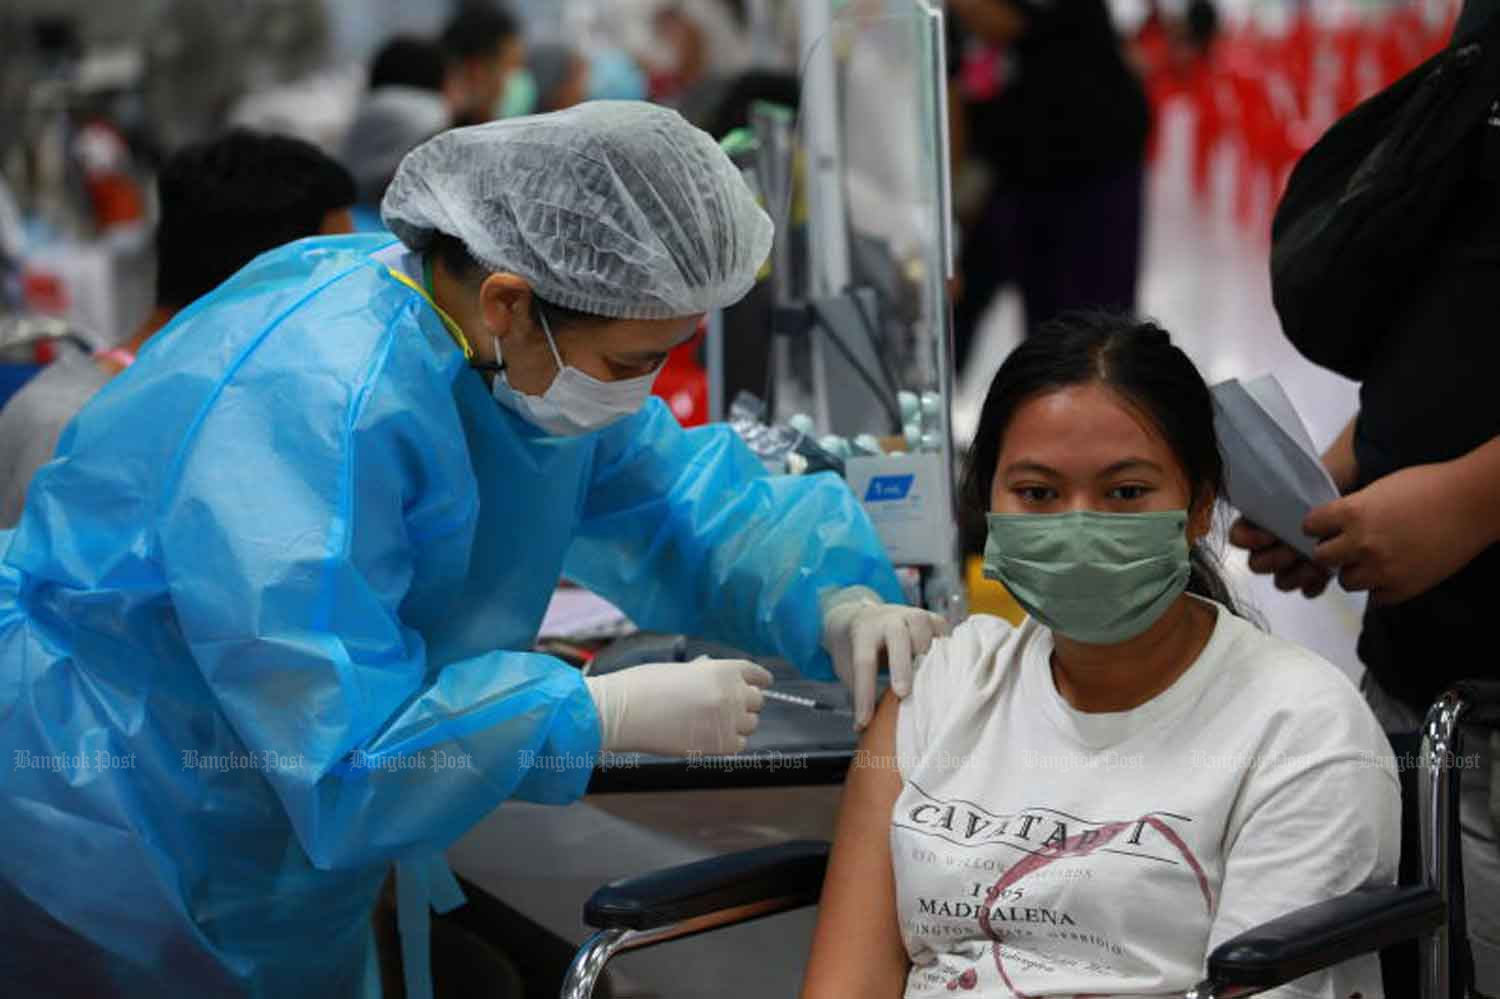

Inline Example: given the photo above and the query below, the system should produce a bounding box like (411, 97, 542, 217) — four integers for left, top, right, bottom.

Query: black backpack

(1270, 24, 1500, 381)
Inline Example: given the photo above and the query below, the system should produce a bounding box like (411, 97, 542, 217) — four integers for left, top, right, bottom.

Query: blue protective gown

(0, 234, 902, 997)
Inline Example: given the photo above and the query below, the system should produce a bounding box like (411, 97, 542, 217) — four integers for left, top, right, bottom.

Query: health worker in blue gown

(0, 101, 949, 999)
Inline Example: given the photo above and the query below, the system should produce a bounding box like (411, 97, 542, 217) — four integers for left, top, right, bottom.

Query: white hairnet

(382, 100, 774, 321)
(341, 86, 451, 203)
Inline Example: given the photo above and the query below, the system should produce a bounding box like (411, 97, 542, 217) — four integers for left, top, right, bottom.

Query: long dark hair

(960, 311, 1242, 615)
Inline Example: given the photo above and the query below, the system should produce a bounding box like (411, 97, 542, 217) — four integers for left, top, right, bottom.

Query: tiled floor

(952, 99, 1370, 682)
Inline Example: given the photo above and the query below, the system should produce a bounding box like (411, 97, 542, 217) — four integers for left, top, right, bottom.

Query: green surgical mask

(983, 510, 1192, 645)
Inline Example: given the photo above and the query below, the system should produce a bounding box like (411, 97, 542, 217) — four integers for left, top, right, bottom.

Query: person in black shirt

(1231, 10, 1500, 990)
(948, 0, 1150, 374)
(1232, 180, 1500, 999)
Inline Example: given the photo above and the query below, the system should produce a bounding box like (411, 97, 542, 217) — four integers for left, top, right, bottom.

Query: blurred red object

(651, 325, 709, 427)
(77, 119, 146, 229)
(22, 270, 68, 315)
(959, 44, 1006, 103)
(1161, 5, 1446, 238)
(87, 173, 146, 228)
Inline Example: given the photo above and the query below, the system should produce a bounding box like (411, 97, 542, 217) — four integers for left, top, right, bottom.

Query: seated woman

(802, 313, 1399, 998)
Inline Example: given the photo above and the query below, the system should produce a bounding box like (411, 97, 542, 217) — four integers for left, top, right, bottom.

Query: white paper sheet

(1211, 375, 1341, 559)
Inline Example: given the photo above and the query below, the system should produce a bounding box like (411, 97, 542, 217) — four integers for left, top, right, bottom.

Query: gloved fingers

(731, 734, 748, 754)
(850, 621, 881, 730)
(851, 617, 881, 678)
(743, 684, 766, 713)
(904, 612, 936, 660)
(736, 711, 760, 737)
(885, 616, 915, 698)
(741, 661, 774, 687)
(929, 611, 952, 637)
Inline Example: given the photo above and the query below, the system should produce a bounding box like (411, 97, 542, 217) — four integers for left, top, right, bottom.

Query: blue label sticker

(865, 475, 915, 502)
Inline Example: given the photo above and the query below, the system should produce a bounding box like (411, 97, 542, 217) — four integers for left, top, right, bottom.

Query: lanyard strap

(385, 262, 475, 361)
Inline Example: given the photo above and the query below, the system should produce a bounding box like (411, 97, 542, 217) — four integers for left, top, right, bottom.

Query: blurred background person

(0, 129, 355, 527)
(948, 0, 1151, 377)
(651, 4, 711, 100)
(644, 0, 753, 104)
(342, 36, 452, 232)
(368, 34, 464, 118)
(441, 2, 526, 126)
(527, 42, 591, 114)
(586, 46, 651, 102)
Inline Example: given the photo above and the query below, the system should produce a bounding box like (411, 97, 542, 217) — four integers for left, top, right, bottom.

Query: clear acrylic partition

(776, 0, 955, 445)
(768, 0, 962, 606)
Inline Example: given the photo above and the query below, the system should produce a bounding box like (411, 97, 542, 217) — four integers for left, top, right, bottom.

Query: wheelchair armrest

(1206, 885, 1444, 991)
(583, 839, 830, 932)
(1453, 680, 1500, 727)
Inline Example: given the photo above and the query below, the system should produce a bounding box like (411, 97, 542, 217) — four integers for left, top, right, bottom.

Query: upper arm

(159, 335, 475, 794)
(564, 400, 766, 635)
(801, 690, 910, 999)
(154, 337, 611, 865)
(566, 399, 901, 674)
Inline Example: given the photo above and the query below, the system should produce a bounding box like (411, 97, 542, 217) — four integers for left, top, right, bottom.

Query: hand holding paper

(1305, 460, 1497, 606)
(1230, 517, 1331, 597)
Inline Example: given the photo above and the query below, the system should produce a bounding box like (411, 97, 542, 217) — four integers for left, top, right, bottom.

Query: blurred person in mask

(948, 0, 1150, 376)
(0, 129, 354, 528)
(650, 4, 710, 99)
(526, 43, 590, 114)
(441, 3, 526, 126)
(0, 102, 944, 999)
(588, 47, 650, 102)
(343, 37, 453, 233)
(647, 0, 752, 103)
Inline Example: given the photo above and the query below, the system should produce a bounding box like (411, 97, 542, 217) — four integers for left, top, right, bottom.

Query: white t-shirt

(891, 599, 1399, 998)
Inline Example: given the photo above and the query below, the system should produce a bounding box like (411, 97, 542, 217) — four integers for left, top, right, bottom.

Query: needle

(762, 689, 854, 716)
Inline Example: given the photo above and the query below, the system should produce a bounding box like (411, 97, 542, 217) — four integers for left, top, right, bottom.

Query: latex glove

(1304, 461, 1497, 606)
(820, 586, 950, 731)
(1228, 516, 1331, 599)
(585, 658, 772, 756)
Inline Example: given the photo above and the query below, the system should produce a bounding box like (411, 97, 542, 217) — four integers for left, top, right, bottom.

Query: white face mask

(490, 308, 662, 436)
